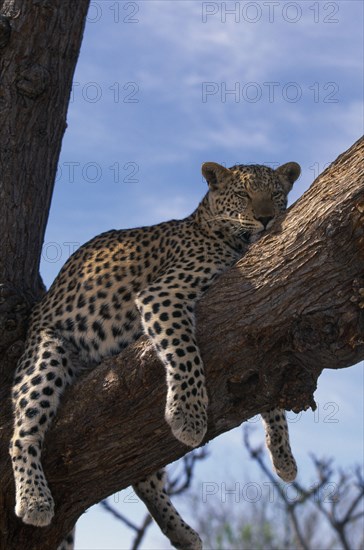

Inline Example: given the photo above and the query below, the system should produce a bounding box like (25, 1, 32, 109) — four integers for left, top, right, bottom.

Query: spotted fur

(10, 161, 300, 549)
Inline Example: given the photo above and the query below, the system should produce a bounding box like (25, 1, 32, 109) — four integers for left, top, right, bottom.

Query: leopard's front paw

(16, 492, 54, 527)
(165, 399, 208, 447)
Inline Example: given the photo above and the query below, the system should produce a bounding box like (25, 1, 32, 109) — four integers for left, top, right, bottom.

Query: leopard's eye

(235, 192, 250, 200)
(272, 191, 283, 199)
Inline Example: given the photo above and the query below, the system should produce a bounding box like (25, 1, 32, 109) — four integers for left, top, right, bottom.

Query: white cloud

(67, 2, 361, 171)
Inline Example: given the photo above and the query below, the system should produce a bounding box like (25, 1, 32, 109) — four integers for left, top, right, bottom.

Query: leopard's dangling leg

(10, 328, 78, 527)
(261, 408, 297, 482)
(134, 469, 202, 550)
(136, 280, 209, 448)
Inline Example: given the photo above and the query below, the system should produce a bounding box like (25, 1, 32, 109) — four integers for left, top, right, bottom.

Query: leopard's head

(201, 161, 300, 241)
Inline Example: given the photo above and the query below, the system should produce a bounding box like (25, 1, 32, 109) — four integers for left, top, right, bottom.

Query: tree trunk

(0, 4, 363, 549)
(0, 1, 90, 548)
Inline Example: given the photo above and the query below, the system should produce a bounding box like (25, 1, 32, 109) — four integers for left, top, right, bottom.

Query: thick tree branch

(1, 137, 363, 549)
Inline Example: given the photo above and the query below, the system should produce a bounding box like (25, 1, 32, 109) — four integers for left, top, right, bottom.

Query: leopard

(10, 160, 301, 550)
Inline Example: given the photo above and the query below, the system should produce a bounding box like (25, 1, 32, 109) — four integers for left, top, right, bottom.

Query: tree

(0, 2, 363, 548)
(0, 2, 91, 548)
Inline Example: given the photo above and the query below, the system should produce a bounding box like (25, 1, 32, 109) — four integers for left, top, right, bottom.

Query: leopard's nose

(257, 216, 274, 228)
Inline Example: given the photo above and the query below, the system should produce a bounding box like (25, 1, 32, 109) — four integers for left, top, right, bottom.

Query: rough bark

(0, 0, 90, 366)
(0, 1, 90, 549)
(1, 136, 363, 549)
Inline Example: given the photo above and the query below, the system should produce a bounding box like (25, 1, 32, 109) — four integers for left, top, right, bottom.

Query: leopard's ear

(201, 162, 232, 191)
(275, 162, 301, 193)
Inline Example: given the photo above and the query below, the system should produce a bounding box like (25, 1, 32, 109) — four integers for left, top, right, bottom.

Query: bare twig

(244, 427, 310, 550)
(100, 500, 140, 532)
(244, 426, 364, 550)
(131, 514, 153, 550)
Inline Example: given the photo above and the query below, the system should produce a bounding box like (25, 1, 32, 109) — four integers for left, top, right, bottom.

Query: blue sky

(40, 1, 363, 548)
